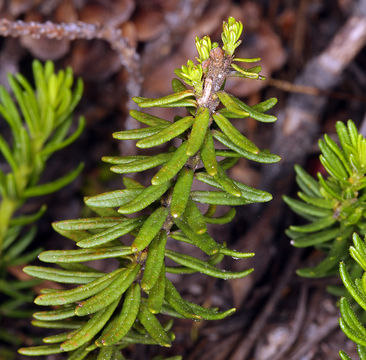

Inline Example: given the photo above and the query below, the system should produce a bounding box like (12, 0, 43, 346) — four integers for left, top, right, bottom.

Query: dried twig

(271, 285, 308, 360)
(0, 19, 142, 97)
(229, 249, 302, 360)
(288, 316, 339, 360)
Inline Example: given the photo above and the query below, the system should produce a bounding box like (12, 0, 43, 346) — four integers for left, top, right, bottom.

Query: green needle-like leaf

(132, 207, 169, 252)
(61, 299, 119, 351)
(213, 112, 259, 154)
(138, 302, 172, 347)
(118, 181, 171, 214)
(75, 264, 140, 316)
(186, 107, 210, 156)
(136, 116, 194, 149)
(166, 250, 253, 279)
(170, 167, 193, 218)
(141, 231, 167, 292)
(95, 283, 141, 346)
(151, 142, 190, 185)
(34, 268, 124, 306)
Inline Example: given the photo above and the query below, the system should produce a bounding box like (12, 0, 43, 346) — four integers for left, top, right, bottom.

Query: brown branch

(0, 19, 142, 97)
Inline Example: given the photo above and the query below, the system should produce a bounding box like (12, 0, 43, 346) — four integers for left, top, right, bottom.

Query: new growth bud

(222, 17, 243, 56)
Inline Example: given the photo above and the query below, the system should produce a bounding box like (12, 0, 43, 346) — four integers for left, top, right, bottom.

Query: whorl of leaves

(284, 120, 366, 279)
(19, 18, 279, 359)
(339, 234, 366, 360)
(0, 60, 84, 346)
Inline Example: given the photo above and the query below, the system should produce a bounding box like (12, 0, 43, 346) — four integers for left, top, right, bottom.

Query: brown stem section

(198, 47, 232, 112)
(160, 47, 233, 235)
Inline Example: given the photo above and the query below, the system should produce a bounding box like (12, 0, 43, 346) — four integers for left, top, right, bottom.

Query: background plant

(18, 17, 280, 359)
(0, 60, 84, 356)
(338, 233, 366, 360)
(285, 121, 366, 358)
(284, 119, 366, 283)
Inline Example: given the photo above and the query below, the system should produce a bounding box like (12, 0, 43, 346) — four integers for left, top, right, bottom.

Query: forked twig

(0, 19, 142, 97)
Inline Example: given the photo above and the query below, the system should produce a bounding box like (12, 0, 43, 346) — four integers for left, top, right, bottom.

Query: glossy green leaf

(294, 164, 322, 197)
(323, 134, 351, 175)
(340, 297, 366, 339)
(42, 330, 76, 344)
(212, 130, 280, 163)
(340, 262, 366, 311)
(31, 319, 83, 329)
(34, 268, 124, 306)
(84, 189, 143, 208)
(129, 110, 171, 126)
(151, 142, 190, 185)
(283, 196, 332, 218)
(184, 198, 207, 234)
(186, 107, 210, 156)
(75, 264, 140, 316)
(204, 208, 236, 224)
(217, 91, 276, 123)
(110, 153, 172, 174)
(339, 350, 352, 360)
(147, 264, 166, 314)
(171, 78, 188, 93)
(170, 167, 193, 218)
(53, 217, 124, 231)
(290, 227, 341, 247)
(134, 90, 194, 108)
(350, 233, 366, 271)
(191, 190, 251, 206)
(297, 192, 333, 209)
(213, 166, 241, 197)
(76, 218, 143, 248)
(96, 283, 141, 346)
(33, 307, 75, 321)
(132, 207, 169, 252)
(231, 63, 260, 79)
(122, 176, 145, 189)
(166, 250, 253, 279)
(165, 279, 201, 319)
(18, 344, 64, 356)
(289, 216, 336, 233)
(173, 217, 219, 255)
(213, 112, 259, 154)
(141, 231, 167, 292)
(218, 246, 254, 259)
(201, 131, 218, 176)
(38, 246, 134, 263)
(137, 302, 172, 347)
(60, 299, 119, 351)
(136, 116, 194, 149)
(113, 125, 169, 140)
(252, 97, 277, 113)
(23, 266, 103, 284)
(118, 181, 171, 214)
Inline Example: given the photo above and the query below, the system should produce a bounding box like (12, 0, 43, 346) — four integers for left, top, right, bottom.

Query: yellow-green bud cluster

(222, 17, 243, 56)
(174, 60, 203, 95)
(195, 36, 218, 63)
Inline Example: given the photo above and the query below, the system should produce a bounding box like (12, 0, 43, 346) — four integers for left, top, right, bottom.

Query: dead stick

(229, 249, 302, 360)
(0, 19, 142, 97)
